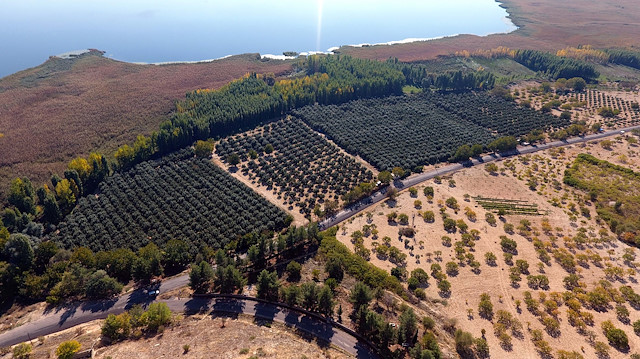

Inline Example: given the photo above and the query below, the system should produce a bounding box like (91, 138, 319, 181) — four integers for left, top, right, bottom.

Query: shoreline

(51, 1, 518, 68)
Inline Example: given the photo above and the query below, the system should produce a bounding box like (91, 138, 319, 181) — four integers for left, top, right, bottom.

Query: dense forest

(52, 148, 291, 252)
(394, 60, 497, 91)
(137, 56, 406, 163)
(512, 49, 600, 81)
(605, 48, 640, 70)
(293, 92, 567, 171)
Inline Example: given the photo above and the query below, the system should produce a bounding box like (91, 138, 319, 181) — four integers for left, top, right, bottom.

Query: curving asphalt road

(0, 281, 377, 358)
(319, 125, 640, 230)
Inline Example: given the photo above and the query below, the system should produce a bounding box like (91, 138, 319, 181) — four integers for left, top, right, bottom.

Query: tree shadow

(296, 314, 334, 348)
(80, 297, 118, 314)
(253, 301, 281, 325)
(211, 298, 246, 320)
(124, 287, 155, 310)
(183, 297, 212, 314)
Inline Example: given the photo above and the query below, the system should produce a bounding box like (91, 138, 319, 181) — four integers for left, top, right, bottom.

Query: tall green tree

(189, 260, 214, 293)
(256, 270, 279, 301)
(349, 282, 373, 312)
(2, 234, 34, 270)
(317, 285, 334, 316)
(8, 177, 36, 215)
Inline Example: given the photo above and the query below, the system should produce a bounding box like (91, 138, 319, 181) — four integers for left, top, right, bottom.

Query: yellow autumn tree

(55, 179, 77, 213)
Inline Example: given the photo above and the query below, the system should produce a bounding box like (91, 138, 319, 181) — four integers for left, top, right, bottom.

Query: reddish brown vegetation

(341, 0, 640, 62)
(0, 51, 293, 191)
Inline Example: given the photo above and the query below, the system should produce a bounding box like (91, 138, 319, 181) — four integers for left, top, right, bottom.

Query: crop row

(216, 118, 373, 216)
(293, 92, 567, 171)
(52, 149, 290, 251)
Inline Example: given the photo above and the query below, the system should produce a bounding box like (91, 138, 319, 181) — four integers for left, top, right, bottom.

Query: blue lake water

(0, 0, 515, 78)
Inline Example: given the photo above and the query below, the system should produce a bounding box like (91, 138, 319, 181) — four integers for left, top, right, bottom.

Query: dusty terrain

(336, 136, 640, 359)
(0, 315, 349, 359)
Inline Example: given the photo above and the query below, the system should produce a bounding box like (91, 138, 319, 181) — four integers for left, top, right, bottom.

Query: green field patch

(564, 153, 640, 246)
(473, 196, 545, 216)
(53, 148, 290, 252)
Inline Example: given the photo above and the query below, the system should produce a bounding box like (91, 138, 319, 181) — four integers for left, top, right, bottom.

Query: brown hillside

(0, 51, 293, 190)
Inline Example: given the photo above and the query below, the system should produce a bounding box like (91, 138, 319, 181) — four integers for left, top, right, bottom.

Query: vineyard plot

(53, 149, 290, 252)
(473, 196, 544, 215)
(293, 93, 567, 171)
(215, 117, 374, 217)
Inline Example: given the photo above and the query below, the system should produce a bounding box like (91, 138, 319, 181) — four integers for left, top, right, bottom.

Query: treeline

(116, 55, 406, 170)
(605, 48, 640, 70)
(0, 233, 189, 307)
(393, 59, 496, 91)
(1, 218, 320, 309)
(512, 49, 599, 81)
(189, 228, 443, 358)
(3, 152, 110, 237)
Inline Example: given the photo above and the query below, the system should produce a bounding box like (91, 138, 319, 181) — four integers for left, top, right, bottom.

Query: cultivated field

(335, 135, 640, 359)
(213, 117, 374, 221)
(294, 92, 567, 171)
(513, 83, 640, 128)
(52, 149, 289, 252)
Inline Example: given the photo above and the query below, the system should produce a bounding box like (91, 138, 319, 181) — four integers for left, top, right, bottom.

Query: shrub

(478, 293, 494, 319)
(102, 312, 132, 342)
(445, 261, 459, 276)
(142, 302, 172, 332)
(602, 320, 629, 350)
(475, 337, 490, 358)
(485, 212, 497, 226)
(485, 252, 497, 265)
(398, 227, 415, 237)
(454, 329, 474, 356)
(423, 316, 436, 330)
(503, 223, 514, 234)
(445, 197, 459, 210)
(443, 218, 457, 232)
(12, 343, 32, 359)
(634, 319, 640, 336)
(286, 261, 302, 281)
(500, 236, 517, 254)
(56, 341, 81, 359)
(437, 280, 451, 294)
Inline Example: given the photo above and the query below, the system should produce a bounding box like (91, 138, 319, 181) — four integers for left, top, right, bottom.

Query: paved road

(319, 125, 640, 230)
(0, 289, 376, 358)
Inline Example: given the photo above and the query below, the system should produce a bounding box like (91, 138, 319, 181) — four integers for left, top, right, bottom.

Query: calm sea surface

(0, 0, 515, 78)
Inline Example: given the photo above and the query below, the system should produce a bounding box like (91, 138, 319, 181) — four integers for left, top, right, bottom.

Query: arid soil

(336, 136, 640, 359)
(0, 315, 349, 359)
